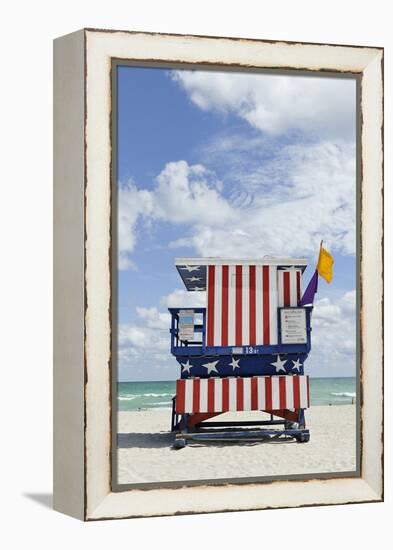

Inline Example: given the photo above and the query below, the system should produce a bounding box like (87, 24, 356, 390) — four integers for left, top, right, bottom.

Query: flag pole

(317, 240, 323, 267)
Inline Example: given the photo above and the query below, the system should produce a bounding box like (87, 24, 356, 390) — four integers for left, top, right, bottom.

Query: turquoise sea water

(117, 377, 356, 411)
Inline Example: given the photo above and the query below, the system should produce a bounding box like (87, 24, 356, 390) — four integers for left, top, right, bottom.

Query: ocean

(117, 377, 356, 411)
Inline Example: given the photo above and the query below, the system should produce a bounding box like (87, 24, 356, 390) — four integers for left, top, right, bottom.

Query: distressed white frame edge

(54, 29, 383, 521)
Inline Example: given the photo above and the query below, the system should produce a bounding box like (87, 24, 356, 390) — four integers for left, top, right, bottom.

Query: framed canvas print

(53, 29, 383, 520)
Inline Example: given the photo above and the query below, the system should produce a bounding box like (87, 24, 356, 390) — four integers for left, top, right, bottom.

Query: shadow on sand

(117, 431, 297, 449)
(117, 432, 174, 449)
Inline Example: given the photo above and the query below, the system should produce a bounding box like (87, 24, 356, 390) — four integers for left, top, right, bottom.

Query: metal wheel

(296, 432, 310, 443)
(173, 437, 186, 449)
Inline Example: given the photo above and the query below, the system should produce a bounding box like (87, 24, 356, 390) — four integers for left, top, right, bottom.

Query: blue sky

(117, 65, 357, 381)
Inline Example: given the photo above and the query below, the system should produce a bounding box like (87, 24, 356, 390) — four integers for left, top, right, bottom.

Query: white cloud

(307, 290, 357, 374)
(119, 306, 170, 351)
(118, 314, 170, 375)
(172, 70, 356, 141)
(340, 289, 356, 314)
(119, 140, 355, 269)
(118, 181, 154, 269)
(169, 140, 356, 258)
(135, 306, 171, 329)
(153, 160, 233, 225)
(118, 161, 235, 270)
(160, 288, 206, 308)
(119, 324, 157, 349)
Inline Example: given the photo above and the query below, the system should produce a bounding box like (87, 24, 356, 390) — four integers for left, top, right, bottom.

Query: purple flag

(300, 269, 318, 306)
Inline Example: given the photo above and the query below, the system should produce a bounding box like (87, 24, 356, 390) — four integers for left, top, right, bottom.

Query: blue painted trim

(172, 343, 309, 356)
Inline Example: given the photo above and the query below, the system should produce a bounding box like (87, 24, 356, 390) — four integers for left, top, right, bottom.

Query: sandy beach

(116, 405, 356, 484)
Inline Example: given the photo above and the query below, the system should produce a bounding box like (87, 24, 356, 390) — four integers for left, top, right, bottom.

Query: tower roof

(175, 257, 308, 291)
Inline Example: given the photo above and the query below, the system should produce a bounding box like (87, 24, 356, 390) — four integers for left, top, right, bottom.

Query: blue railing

(168, 307, 206, 349)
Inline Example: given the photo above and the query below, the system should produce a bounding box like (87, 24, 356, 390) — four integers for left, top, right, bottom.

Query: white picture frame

(53, 28, 383, 520)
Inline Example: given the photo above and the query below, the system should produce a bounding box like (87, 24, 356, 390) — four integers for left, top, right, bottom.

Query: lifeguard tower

(169, 257, 312, 448)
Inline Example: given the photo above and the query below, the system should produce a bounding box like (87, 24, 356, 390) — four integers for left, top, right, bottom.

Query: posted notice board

(280, 308, 307, 344)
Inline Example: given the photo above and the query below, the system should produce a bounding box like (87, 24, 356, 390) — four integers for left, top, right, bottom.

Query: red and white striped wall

(175, 375, 310, 414)
(206, 264, 278, 347)
(277, 268, 302, 307)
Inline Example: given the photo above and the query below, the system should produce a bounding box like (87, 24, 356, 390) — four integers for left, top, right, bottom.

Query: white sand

(117, 405, 356, 484)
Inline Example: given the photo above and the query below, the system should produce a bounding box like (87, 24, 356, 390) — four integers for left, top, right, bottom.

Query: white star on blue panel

(180, 360, 192, 373)
(202, 360, 219, 374)
(229, 357, 241, 370)
(292, 358, 302, 371)
(271, 355, 287, 373)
